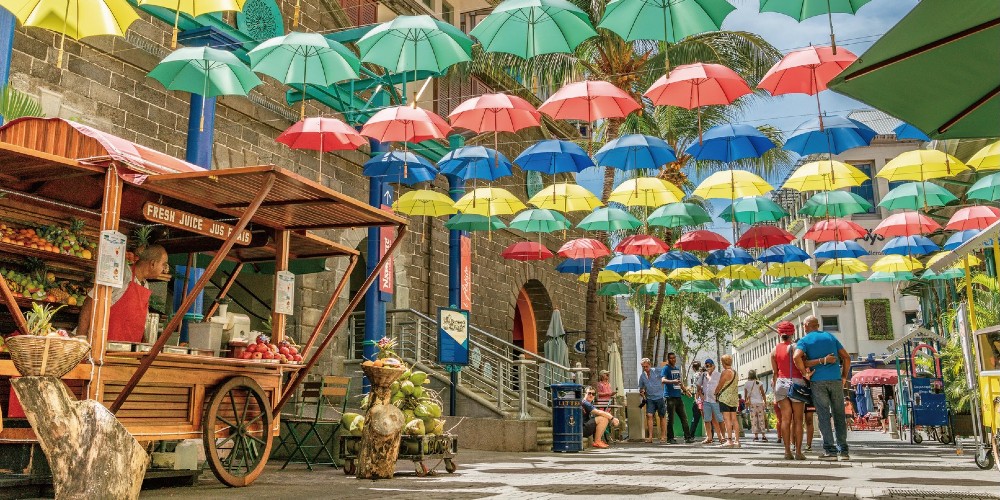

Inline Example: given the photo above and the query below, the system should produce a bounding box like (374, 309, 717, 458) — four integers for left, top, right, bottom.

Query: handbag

(784, 344, 813, 406)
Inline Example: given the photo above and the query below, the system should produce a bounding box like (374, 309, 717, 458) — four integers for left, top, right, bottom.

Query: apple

(245, 344, 256, 353)
(252, 352, 262, 360)
(262, 351, 274, 360)
(292, 354, 302, 362)
(289, 347, 298, 355)
(240, 352, 252, 360)
(278, 346, 290, 355)
(269, 344, 278, 354)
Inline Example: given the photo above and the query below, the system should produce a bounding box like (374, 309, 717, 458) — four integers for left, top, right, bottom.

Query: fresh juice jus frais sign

(142, 202, 252, 245)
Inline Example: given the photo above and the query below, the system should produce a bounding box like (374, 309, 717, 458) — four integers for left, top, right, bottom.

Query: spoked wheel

(203, 376, 274, 487)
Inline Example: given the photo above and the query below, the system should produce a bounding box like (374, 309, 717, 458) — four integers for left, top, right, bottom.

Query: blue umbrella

(594, 134, 677, 171)
(685, 124, 776, 162)
(515, 139, 594, 174)
(944, 229, 982, 251)
(605, 254, 651, 273)
(894, 122, 931, 141)
(438, 146, 513, 181)
(556, 258, 593, 274)
(705, 247, 755, 266)
(652, 250, 702, 270)
(882, 235, 940, 256)
(815, 240, 868, 259)
(784, 115, 877, 155)
(363, 151, 438, 185)
(758, 244, 811, 263)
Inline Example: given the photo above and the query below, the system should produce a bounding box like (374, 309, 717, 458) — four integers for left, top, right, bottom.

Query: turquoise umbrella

(923, 268, 964, 281)
(678, 280, 719, 293)
(867, 271, 914, 282)
(357, 15, 473, 74)
(444, 213, 506, 232)
(648, 202, 713, 228)
(577, 207, 642, 232)
(772, 276, 811, 289)
(878, 181, 957, 210)
(638, 282, 677, 296)
(598, 283, 632, 296)
(799, 191, 873, 217)
(470, 0, 597, 59)
(760, 0, 872, 53)
(719, 196, 789, 224)
(510, 208, 571, 233)
(967, 172, 1000, 202)
(728, 279, 767, 291)
(820, 273, 866, 286)
(599, 0, 734, 43)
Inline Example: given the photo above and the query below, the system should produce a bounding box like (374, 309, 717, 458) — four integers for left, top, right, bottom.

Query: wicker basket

(6, 335, 91, 378)
(362, 364, 406, 389)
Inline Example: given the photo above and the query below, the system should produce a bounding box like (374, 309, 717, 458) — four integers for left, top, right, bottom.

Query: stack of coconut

(343, 369, 445, 437)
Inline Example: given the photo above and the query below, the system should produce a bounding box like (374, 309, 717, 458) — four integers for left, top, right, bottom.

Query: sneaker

(818, 452, 838, 461)
(684, 437, 696, 444)
(668, 439, 678, 444)
(795, 452, 807, 460)
(839, 454, 850, 461)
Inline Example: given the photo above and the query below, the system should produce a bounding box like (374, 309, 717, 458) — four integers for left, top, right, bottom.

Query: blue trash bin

(550, 382, 583, 452)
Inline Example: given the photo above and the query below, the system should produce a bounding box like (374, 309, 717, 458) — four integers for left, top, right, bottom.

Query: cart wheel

(343, 459, 356, 475)
(203, 376, 274, 487)
(975, 447, 995, 470)
(938, 430, 952, 445)
(444, 458, 457, 473)
(415, 461, 429, 477)
(913, 432, 923, 444)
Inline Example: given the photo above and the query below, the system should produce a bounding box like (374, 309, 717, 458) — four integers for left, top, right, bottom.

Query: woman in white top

(744, 369, 768, 442)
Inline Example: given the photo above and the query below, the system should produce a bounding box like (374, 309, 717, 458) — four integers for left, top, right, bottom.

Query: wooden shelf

(0, 241, 95, 272)
(11, 296, 81, 315)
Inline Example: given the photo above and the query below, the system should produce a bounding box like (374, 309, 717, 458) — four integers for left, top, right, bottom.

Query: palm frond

(0, 86, 43, 122)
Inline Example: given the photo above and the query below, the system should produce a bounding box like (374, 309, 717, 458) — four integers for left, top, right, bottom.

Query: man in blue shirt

(638, 357, 667, 443)
(660, 352, 694, 443)
(794, 315, 852, 461)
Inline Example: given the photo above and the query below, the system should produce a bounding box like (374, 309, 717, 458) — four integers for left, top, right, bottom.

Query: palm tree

(471, 0, 785, 372)
(0, 86, 43, 124)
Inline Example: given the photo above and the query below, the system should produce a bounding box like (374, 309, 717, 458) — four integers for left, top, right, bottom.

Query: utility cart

(339, 433, 458, 476)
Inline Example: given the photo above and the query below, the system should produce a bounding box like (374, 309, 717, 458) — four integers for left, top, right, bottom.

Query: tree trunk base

(355, 379, 405, 480)
(12, 376, 149, 499)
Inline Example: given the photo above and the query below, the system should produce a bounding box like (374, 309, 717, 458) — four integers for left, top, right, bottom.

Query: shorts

(646, 397, 666, 416)
(775, 377, 806, 402)
(702, 401, 723, 422)
(583, 419, 597, 438)
(719, 402, 737, 413)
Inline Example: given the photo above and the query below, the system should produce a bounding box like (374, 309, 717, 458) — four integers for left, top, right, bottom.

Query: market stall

(0, 117, 406, 489)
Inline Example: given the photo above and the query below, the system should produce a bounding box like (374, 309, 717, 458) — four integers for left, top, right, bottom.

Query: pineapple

(25, 302, 64, 336)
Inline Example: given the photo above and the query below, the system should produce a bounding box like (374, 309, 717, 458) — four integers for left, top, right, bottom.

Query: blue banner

(438, 307, 469, 365)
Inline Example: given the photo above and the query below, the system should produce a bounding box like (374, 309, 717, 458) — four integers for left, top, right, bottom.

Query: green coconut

(404, 418, 425, 436)
(400, 380, 415, 395)
(409, 371, 428, 386)
(412, 386, 425, 399)
(389, 381, 400, 393)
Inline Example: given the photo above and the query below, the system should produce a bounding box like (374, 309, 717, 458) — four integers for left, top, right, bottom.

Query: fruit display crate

(0, 241, 94, 272)
(339, 433, 458, 477)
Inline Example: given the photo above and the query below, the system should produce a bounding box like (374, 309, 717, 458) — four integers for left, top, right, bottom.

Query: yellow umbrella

(455, 187, 526, 216)
(926, 251, 979, 268)
(872, 255, 923, 273)
(717, 264, 761, 280)
(968, 140, 1000, 171)
(392, 189, 456, 217)
(782, 160, 869, 192)
(623, 269, 668, 284)
(765, 262, 813, 278)
(877, 150, 969, 181)
(528, 182, 603, 212)
(667, 265, 716, 281)
(692, 169, 773, 200)
(138, 0, 245, 48)
(579, 269, 624, 284)
(608, 177, 684, 207)
(817, 258, 868, 275)
(5, 0, 141, 65)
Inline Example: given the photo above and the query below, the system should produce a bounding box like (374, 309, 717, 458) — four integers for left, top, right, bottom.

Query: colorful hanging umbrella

(872, 255, 923, 273)
(529, 182, 604, 212)
(595, 135, 677, 171)
(276, 117, 366, 152)
(668, 266, 717, 281)
(539, 80, 641, 122)
(363, 151, 439, 185)
(515, 139, 595, 174)
(873, 211, 941, 237)
(392, 189, 456, 216)
(926, 251, 981, 269)
(12, 0, 140, 65)
(766, 262, 813, 278)
(727, 279, 767, 291)
(501, 241, 553, 261)
(718, 196, 788, 224)
(580, 269, 626, 284)
(878, 181, 958, 210)
(804, 218, 866, 242)
(438, 146, 513, 181)
(556, 258, 593, 274)
(798, 191, 873, 217)
(623, 269, 668, 284)
(449, 93, 541, 133)
(361, 105, 452, 143)
(817, 258, 868, 275)
(510, 208, 571, 233)
(759, 45, 858, 96)
(773, 276, 811, 288)
(946, 206, 1000, 231)
(616, 234, 671, 256)
(784, 114, 877, 155)
(867, 271, 914, 283)
(605, 254, 652, 273)
(820, 273, 866, 286)
(877, 150, 970, 182)
(454, 187, 527, 216)
(968, 140, 1000, 171)
(648, 202, 713, 228)
(675, 230, 730, 251)
(759, 0, 872, 53)
(357, 15, 473, 74)
(578, 208, 642, 231)
(679, 280, 719, 293)
(783, 159, 869, 192)
(967, 173, 1000, 202)
(815, 240, 868, 259)
(736, 225, 795, 249)
(717, 264, 762, 280)
(704, 247, 755, 266)
(469, 0, 597, 59)
(598, 0, 733, 42)
(692, 169, 774, 200)
(444, 213, 506, 232)
(639, 282, 678, 296)
(894, 122, 931, 142)
(608, 177, 684, 207)
(685, 124, 777, 162)
(644, 62, 751, 142)
(652, 250, 702, 270)
(759, 244, 811, 263)
(944, 230, 982, 251)
(558, 238, 611, 259)
(882, 235, 940, 256)
(923, 267, 965, 281)
(598, 283, 632, 296)
(138, 0, 243, 48)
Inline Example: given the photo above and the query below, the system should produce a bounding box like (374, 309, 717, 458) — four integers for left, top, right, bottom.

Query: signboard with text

(438, 307, 469, 365)
(460, 235, 472, 311)
(142, 202, 251, 245)
(378, 205, 394, 300)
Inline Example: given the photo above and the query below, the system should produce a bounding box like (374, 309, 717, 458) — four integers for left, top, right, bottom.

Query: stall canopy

(851, 368, 899, 386)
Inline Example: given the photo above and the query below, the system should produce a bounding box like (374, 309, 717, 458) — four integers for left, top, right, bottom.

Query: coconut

(404, 418, 425, 436)
(400, 380, 415, 395)
(412, 386, 425, 399)
(389, 381, 400, 393)
(409, 371, 428, 386)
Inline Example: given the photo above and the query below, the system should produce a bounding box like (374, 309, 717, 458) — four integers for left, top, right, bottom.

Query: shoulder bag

(787, 344, 813, 406)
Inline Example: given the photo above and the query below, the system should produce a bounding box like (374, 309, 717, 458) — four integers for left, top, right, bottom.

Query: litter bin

(551, 383, 583, 452)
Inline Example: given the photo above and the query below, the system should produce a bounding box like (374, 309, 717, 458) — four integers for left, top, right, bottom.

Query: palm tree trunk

(584, 163, 616, 372)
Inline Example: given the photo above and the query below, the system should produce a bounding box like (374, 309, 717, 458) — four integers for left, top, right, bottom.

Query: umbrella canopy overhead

(248, 31, 360, 88)
(470, 0, 597, 59)
(528, 182, 604, 212)
(652, 250, 703, 270)
(667, 266, 716, 281)
(692, 169, 774, 200)
(804, 218, 866, 242)
(556, 258, 593, 274)
(882, 235, 940, 256)
(622, 268, 668, 284)
(815, 240, 868, 259)
(608, 177, 684, 207)
(148, 46, 263, 98)
(445, 213, 506, 232)
(719, 196, 789, 224)
(454, 187, 527, 216)
(357, 15, 473, 73)
(773, 276, 812, 288)
(539, 80, 641, 122)
(867, 271, 914, 283)
(578, 207, 642, 231)
(946, 205, 1000, 231)
(727, 279, 767, 291)
(798, 191, 873, 217)
(894, 122, 931, 141)
(784, 114, 877, 155)
(759, 45, 858, 96)
(509, 208, 571, 233)
(438, 146, 513, 181)
(515, 139, 595, 174)
(878, 181, 958, 210)
(644, 62, 751, 107)
(605, 254, 652, 273)
(817, 257, 868, 275)
(580, 269, 626, 284)
(615, 234, 671, 256)
(501, 241, 553, 261)
(967, 172, 1000, 202)
(639, 282, 678, 296)
(594, 134, 677, 171)
(873, 211, 941, 237)
(736, 225, 795, 249)
(820, 273, 866, 285)
(558, 238, 611, 259)
(944, 230, 982, 251)
(448, 93, 541, 133)
(766, 262, 813, 278)
(675, 230, 730, 251)
(783, 160, 869, 192)
(968, 140, 1000, 171)
(679, 280, 719, 293)
(759, 244, 811, 263)
(363, 151, 439, 185)
(276, 117, 366, 151)
(392, 189, 456, 216)
(598, 283, 632, 296)
(759, 0, 872, 54)
(685, 124, 777, 162)
(871, 254, 923, 273)
(704, 247, 755, 266)
(598, 0, 733, 42)
(361, 105, 452, 143)
(717, 264, 762, 280)
(12, 0, 140, 66)
(876, 150, 969, 182)
(648, 202, 713, 228)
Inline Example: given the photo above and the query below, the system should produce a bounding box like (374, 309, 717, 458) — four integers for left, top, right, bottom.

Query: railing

(348, 309, 579, 416)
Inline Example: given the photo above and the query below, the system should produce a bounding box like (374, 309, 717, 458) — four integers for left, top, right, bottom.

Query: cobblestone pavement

(143, 432, 1000, 499)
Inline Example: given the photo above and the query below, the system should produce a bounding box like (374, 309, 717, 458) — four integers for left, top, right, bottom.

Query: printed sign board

(142, 202, 251, 245)
(438, 307, 469, 365)
(460, 235, 472, 311)
(379, 204, 394, 300)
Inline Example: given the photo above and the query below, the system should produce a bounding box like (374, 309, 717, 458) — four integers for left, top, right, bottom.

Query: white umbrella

(542, 309, 570, 389)
(608, 342, 625, 398)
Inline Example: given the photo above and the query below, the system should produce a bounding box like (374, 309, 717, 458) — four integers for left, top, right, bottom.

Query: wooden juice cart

(0, 118, 407, 488)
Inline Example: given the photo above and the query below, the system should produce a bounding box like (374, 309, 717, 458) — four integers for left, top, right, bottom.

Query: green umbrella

(678, 280, 719, 293)
(648, 202, 713, 228)
(577, 207, 642, 232)
(820, 273, 866, 286)
(638, 282, 677, 296)
(727, 279, 767, 291)
(867, 271, 914, 282)
(923, 267, 964, 280)
(760, 0, 872, 53)
(967, 172, 1000, 202)
(599, 0, 734, 43)
(719, 197, 789, 224)
(148, 46, 262, 131)
(357, 15, 473, 74)
(799, 191, 873, 217)
(598, 282, 631, 296)
(829, 0, 999, 139)
(510, 208, 571, 233)
(445, 213, 506, 232)
(877, 181, 958, 210)
(470, 0, 597, 59)
(772, 276, 811, 289)
(248, 32, 360, 120)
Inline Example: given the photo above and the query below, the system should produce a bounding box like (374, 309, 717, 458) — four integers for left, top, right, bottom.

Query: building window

(441, 0, 454, 24)
(821, 315, 840, 331)
(904, 311, 919, 325)
(850, 163, 876, 213)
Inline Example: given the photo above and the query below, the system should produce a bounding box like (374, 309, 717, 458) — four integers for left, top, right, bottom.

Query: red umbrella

(360, 105, 452, 143)
(558, 238, 611, 259)
(539, 80, 641, 122)
(736, 225, 795, 249)
(851, 368, 898, 386)
(946, 205, 1000, 231)
(448, 93, 541, 133)
(804, 218, 866, 242)
(645, 63, 752, 143)
(758, 46, 858, 130)
(674, 230, 730, 252)
(615, 234, 670, 256)
(874, 211, 942, 237)
(501, 241, 553, 261)
(277, 117, 366, 151)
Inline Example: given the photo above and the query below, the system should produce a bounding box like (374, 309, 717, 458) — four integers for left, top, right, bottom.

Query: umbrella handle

(827, 2, 837, 55)
(293, 0, 302, 28)
(172, 3, 181, 49)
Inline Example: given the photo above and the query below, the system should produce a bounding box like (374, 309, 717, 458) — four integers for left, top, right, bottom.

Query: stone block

(66, 56, 111, 87)
(451, 418, 538, 452)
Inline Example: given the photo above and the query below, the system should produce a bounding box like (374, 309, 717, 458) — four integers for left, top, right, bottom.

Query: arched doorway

(511, 280, 553, 354)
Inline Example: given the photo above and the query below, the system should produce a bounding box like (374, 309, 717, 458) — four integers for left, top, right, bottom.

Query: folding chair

(278, 376, 351, 470)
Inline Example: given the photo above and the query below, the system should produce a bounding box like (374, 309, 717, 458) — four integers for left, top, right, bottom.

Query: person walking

(744, 369, 767, 442)
(638, 358, 667, 443)
(699, 359, 723, 444)
(716, 355, 740, 448)
(794, 315, 852, 461)
(660, 352, 694, 444)
(772, 320, 806, 460)
(687, 361, 704, 438)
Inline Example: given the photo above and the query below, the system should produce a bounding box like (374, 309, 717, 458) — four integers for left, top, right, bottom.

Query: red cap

(776, 321, 795, 337)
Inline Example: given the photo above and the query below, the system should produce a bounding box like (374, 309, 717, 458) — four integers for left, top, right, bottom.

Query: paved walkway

(144, 432, 1000, 499)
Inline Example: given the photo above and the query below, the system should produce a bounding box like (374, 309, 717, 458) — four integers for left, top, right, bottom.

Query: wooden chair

(277, 376, 350, 470)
